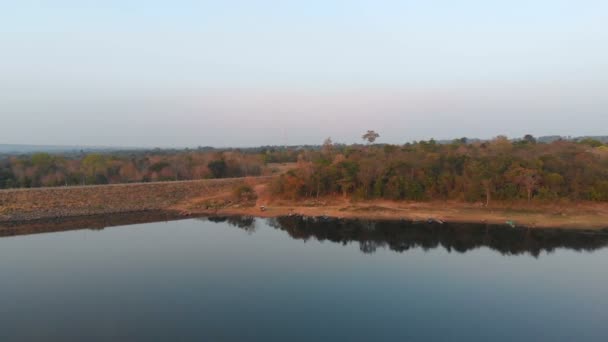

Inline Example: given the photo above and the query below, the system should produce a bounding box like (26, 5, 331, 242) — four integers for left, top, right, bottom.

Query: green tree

(208, 159, 227, 178)
(81, 154, 107, 184)
(362, 130, 380, 144)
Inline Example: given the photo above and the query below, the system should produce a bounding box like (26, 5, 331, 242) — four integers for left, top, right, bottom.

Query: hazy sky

(1, 0, 607, 147)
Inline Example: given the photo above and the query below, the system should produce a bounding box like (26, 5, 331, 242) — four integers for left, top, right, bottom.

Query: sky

(1, 0, 607, 147)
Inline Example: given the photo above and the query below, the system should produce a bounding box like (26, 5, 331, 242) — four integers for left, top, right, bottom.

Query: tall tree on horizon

(362, 130, 380, 144)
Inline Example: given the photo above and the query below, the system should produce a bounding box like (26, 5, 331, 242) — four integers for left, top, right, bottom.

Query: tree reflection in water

(5, 214, 607, 258)
(202, 216, 257, 234)
(205, 216, 608, 257)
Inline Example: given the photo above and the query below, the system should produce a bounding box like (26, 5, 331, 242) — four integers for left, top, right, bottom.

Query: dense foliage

(271, 137, 608, 203)
(0, 150, 265, 188)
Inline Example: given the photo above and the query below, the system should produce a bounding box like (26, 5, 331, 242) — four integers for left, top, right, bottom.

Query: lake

(1, 215, 608, 341)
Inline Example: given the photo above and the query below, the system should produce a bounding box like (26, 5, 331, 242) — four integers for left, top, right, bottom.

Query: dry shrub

(233, 184, 257, 202)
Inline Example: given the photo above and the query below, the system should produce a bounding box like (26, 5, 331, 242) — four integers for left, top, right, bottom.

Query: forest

(271, 136, 608, 203)
(0, 149, 270, 188)
(3, 136, 608, 204)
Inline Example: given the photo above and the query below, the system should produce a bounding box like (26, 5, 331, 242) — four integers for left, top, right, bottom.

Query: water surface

(1, 215, 607, 341)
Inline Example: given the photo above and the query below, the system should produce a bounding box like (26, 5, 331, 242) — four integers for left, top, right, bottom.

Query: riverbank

(1, 180, 607, 229)
(174, 183, 608, 229)
(180, 201, 608, 230)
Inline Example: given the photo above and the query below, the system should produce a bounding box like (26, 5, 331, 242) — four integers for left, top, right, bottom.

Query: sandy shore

(179, 205, 606, 229)
(173, 190, 608, 230)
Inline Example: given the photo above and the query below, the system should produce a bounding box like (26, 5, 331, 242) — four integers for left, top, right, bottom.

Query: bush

(590, 181, 608, 201)
(233, 184, 257, 202)
(537, 187, 558, 200)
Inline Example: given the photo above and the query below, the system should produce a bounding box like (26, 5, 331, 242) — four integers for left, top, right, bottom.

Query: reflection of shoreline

(260, 216, 608, 257)
(179, 199, 608, 230)
(3, 214, 608, 257)
(196, 216, 608, 256)
(0, 210, 188, 238)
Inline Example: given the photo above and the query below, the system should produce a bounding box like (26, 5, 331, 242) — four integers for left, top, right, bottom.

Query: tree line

(0, 150, 265, 188)
(271, 136, 608, 203)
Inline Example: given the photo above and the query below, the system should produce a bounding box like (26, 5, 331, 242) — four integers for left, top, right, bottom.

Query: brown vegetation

(0, 150, 266, 188)
(272, 136, 608, 203)
(3, 136, 608, 229)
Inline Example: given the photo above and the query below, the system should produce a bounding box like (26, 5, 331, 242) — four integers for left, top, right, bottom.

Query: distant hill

(0, 143, 317, 157)
(2, 135, 607, 156)
(536, 136, 608, 143)
(0, 144, 138, 155)
(573, 136, 608, 143)
(437, 135, 608, 144)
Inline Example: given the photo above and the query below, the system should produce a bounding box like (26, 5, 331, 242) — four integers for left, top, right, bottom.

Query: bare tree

(322, 137, 333, 156)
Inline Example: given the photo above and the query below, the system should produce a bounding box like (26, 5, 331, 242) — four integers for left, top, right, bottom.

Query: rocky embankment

(0, 178, 263, 222)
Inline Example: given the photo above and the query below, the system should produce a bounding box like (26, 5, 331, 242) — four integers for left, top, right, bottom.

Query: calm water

(1, 215, 608, 341)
